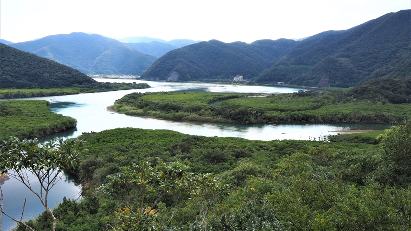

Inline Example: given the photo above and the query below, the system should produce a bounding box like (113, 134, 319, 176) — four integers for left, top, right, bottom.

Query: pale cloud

(1, 0, 410, 43)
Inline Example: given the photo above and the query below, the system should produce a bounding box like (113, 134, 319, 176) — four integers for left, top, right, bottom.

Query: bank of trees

(0, 82, 150, 99)
(112, 90, 411, 125)
(0, 100, 77, 140)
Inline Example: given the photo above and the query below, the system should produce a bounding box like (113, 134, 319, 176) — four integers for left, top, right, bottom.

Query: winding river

(1, 79, 388, 230)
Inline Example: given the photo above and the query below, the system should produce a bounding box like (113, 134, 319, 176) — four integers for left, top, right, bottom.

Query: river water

(1, 79, 388, 230)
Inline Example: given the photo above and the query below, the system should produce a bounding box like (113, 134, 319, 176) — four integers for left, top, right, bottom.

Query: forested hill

(140, 39, 298, 82)
(0, 43, 96, 88)
(11, 32, 157, 75)
(256, 10, 411, 87)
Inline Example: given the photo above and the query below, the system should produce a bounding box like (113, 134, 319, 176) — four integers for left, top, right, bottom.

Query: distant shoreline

(331, 130, 376, 134)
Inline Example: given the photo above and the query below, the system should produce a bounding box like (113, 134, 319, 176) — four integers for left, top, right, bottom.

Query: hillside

(256, 10, 411, 87)
(140, 39, 298, 82)
(11, 32, 157, 75)
(0, 43, 96, 88)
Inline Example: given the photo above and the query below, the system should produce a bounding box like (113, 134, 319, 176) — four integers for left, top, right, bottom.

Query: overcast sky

(1, 0, 410, 43)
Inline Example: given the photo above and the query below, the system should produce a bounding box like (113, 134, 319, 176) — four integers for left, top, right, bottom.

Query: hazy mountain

(0, 39, 13, 45)
(0, 43, 95, 88)
(256, 10, 411, 87)
(125, 41, 176, 57)
(118, 36, 167, 44)
(122, 37, 200, 57)
(11, 32, 157, 75)
(118, 36, 199, 48)
(140, 39, 298, 82)
(167, 39, 200, 48)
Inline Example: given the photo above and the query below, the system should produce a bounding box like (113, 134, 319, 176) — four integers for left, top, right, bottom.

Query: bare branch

(20, 198, 27, 222)
(0, 186, 35, 231)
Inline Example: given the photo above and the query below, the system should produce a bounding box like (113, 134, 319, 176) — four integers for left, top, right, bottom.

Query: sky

(1, 0, 410, 43)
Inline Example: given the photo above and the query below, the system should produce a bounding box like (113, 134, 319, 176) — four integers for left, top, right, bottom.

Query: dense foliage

(0, 82, 150, 99)
(0, 43, 96, 88)
(347, 77, 411, 104)
(112, 90, 411, 125)
(141, 39, 297, 82)
(256, 10, 411, 87)
(11, 33, 157, 75)
(0, 100, 76, 140)
(15, 124, 411, 230)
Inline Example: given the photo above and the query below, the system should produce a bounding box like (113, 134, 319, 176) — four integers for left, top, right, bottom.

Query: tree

(378, 120, 411, 185)
(0, 137, 83, 231)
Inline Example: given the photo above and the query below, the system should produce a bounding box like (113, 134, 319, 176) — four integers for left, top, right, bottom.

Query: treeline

(0, 100, 76, 140)
(112, 89, 411, 125)
(15, 123, 411, 230)
(0, 82, 150, 99)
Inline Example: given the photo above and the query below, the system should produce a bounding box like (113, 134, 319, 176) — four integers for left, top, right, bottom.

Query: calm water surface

(1, 79, 388, 230)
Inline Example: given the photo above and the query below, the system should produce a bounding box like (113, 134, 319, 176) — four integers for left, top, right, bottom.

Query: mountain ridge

(10, 33, 158, 75)
(256, 10, 411, 87)
(141, 10, 411, 87)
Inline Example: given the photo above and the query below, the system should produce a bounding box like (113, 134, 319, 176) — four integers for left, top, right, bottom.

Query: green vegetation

(112, 89, 411, 124)
(328, 130, 384, 144)
(11, 32, 157, 75)
(11, 122, 411, 230)
(0, 82, 150, 99)
(141, 39, 297, 82)
(0, 100, 76, 140)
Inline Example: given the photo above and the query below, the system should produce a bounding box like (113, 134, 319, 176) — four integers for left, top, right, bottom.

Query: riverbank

(0, 100, 77, 140)
(0, 82, 150, 99)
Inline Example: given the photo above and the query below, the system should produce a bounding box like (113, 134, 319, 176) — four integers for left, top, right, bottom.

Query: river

(1, 79, 388, 230)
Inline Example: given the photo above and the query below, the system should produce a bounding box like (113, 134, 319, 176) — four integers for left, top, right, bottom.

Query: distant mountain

(121, 37, 200, 57)
(125, 41, 176, 57)
(117, 36, 199, 48)
(0, 43, 95, 88)
(256, 10, 411, 87)
(0, 39, 13, 45)
(167, 39, 200, 48)
(140, 39, 298, 82)
(118, 36, 167, 44)
(11, 32, 157, 75)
